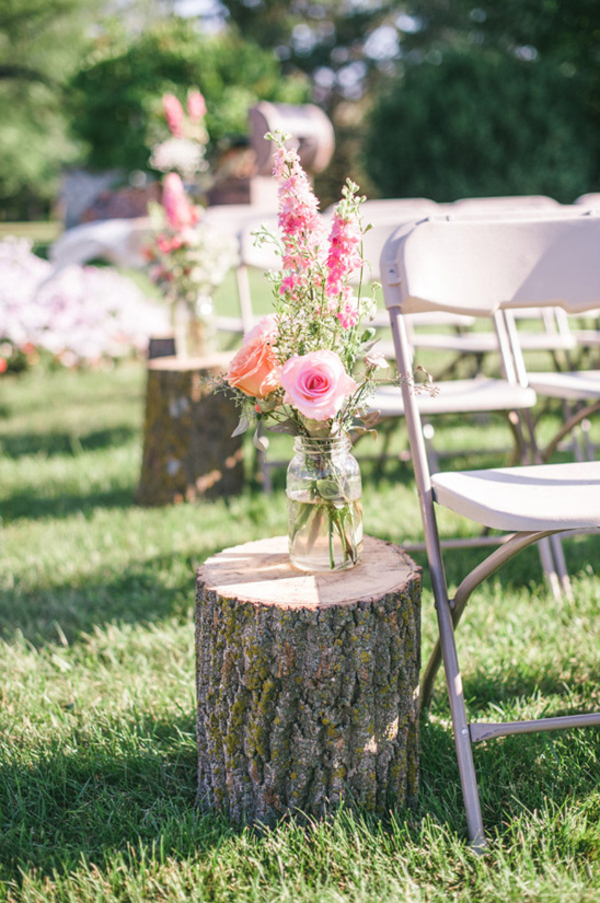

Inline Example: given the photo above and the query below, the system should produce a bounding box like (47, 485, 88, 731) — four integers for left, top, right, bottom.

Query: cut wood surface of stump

(195, 534, 421, 826)
(135, 352, 242, 506)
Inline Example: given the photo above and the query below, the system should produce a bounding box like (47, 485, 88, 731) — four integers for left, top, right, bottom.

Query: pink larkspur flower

(280, 350, 358, 421)
(325, 210, 364, 301)
(161, 173, 199, 231)
(187, 89, 206, 122)
(163, 94, 185, 138)
(335, 291, 360, 329)
(272, 143, 327, 282)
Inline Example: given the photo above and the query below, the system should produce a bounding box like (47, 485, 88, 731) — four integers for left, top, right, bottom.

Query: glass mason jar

(286, 435, 363, 572)
(172, 295, 216, 359)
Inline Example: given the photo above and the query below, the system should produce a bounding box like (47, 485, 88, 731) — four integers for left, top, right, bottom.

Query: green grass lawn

(1, 361, 600, 902)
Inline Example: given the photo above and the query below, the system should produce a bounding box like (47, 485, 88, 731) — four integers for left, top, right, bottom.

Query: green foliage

(364, 50, 599, 202)
(69, 19, 309, 174)
(0, 0, 102, 217)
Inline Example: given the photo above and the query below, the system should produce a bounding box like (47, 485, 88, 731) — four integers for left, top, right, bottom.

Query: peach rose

(242, 314, 277, 347)
(280, 349, 357, 421)
(227, 317, 280, 398)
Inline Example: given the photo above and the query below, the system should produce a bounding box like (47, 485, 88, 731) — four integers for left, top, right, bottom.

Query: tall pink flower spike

(187, 89, 207, 122)
(162, 94, 185, 138)
(162, 173, 199, 231)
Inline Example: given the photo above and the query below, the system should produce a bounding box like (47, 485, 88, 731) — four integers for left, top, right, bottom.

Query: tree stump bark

(195, 534, 421, 826)
(135, 353, 243, 506)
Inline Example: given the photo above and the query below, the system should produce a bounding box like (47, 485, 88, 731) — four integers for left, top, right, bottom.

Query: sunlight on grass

(1, 362, 600, 901)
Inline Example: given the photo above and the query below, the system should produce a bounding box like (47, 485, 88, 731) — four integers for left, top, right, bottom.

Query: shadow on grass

(0, 552, 201, 645)
(2, 485, 137, 522)
(3, 705, 599, 886)
(463, 662, 600, 714)
(0, 710, 240, 883)
(413, 530, 600, 598)
(419, 709, 600, 840)
(0, 425, 139, 459)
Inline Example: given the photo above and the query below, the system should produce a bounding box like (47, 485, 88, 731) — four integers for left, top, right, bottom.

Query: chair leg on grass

(420, 530, 567, 712)
(435, 591, 486, 850)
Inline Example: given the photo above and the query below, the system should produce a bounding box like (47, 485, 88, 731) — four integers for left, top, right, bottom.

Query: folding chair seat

(380, 211, 600, 849)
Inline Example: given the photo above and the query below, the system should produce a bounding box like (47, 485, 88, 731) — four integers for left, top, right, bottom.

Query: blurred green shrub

(363, 50, 599, 203)
(69, 18, 309, 175)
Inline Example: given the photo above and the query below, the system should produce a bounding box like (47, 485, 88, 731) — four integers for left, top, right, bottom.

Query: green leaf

(231, 414, 251, 437)
(316, 478, 343, 500)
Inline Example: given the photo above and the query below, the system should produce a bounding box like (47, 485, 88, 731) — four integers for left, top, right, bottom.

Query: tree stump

(135, 353, 242, 506)
(195, 534, 421, 826)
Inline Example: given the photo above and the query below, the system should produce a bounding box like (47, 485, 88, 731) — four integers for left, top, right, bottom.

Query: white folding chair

(575, 192, 600, 206)
(403, 199, 578, 369)
(494, 202, 600, 463)
(201, 205, 280, 336)
(349, 205, 569, 594)
(380, 212, 600, 849)
(451, 194, 560, 211)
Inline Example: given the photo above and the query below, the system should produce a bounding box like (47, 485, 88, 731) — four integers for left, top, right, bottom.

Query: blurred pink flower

(156, 232, 183, 254)
(161, 173, 199, 231)
(163, 94, 185, 138)
(0, 238, 168, 366)
(187, 89, 207, 122)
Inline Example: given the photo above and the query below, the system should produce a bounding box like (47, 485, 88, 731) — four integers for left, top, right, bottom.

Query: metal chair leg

(435, 592, 486, 850)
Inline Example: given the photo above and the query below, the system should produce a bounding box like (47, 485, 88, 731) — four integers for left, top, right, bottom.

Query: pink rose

(227, 321, 280, 399)
(280, 350, 358, 421)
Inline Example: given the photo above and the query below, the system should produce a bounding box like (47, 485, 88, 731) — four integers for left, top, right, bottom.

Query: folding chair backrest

(238, 214, 282, 271)
(575, 193, 600, 206)
(451, 194, 560, 211)
(381, 212, 600, 318)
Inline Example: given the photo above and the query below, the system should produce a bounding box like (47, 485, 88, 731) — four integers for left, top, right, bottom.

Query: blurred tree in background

(364, 49, 597, 202)
(1, 0, 599, 219)
(364, 0, 600, 200)
(69, 17, 309, 175)
(210, 0, 402, 203)
(0, 0, 103, 219)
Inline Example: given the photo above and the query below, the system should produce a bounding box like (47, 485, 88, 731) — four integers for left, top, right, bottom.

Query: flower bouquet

(145, 91, 238, 358)
(224, 131, 393, 572)
(149, 90, 210, 181)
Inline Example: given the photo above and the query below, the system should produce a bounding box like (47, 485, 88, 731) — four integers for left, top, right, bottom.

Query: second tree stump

(135, 353, 242, 505)
(195, 534, 422, 826)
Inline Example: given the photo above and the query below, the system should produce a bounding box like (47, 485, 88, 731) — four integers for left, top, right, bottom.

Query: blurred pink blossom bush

(0, 237, 168, 373)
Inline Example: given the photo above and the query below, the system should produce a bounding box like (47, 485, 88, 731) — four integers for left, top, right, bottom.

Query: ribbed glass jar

(286, 434, 363, 572)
